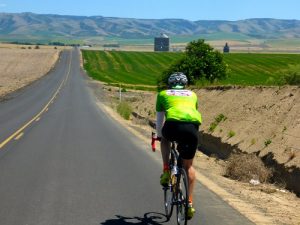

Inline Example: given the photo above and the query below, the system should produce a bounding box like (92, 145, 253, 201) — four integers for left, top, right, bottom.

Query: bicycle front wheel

(176, 168, 189, 225)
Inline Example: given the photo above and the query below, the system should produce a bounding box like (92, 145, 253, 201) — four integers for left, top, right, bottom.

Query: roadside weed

(228, 130, 236, 138)
(264, 139, 272, 147)
(117, 101, 132, 120)
(208, 113, 227, 133)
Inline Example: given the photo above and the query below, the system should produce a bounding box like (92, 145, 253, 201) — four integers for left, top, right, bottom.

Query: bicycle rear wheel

(176, 168, 189, 225)
(163, 184, 174, 220)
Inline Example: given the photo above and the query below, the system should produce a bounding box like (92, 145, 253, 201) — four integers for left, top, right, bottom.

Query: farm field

(0, 44, 61, 98)
(82, 50, 300, 88)
(82, 50, 182, 89)
(223, 53, 300, 85)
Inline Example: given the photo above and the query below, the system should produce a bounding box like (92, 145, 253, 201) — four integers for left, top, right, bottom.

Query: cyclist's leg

(176, 123, 199, 219)
(160, 137, 171, 169)
(161, 122, 175, 171)
(182, 158, 196, 220)
(182, 158, 196, 202)
(176, 124, 198, 201)
(160, 137, 171, 185)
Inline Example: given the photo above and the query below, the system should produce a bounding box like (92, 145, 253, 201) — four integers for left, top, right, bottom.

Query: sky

(0, 0, 300, 21)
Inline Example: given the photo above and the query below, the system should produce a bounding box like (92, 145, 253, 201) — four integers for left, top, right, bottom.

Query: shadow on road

(100, 212, 168, 225)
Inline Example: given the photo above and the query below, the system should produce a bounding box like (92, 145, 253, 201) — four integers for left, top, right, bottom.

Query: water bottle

(151, 131, 157, 152)
(171, 165, 177, 188)
(171, 165, 178, 176)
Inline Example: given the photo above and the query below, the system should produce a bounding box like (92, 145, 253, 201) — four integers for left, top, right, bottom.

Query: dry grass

(0, 47, 60, 97)
(225, 153, 272, 183)
(0, 43, 68, 50)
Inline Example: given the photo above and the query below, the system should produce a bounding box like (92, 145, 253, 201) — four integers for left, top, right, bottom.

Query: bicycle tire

(176, 168, 189, 225)
(164, 149, 176, 220)
(163, 184, 174, 220)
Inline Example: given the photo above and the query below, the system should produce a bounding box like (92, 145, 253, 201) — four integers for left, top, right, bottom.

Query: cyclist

(156, 72, 202, 220)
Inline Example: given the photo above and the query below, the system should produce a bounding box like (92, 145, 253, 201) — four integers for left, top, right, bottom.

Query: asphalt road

(0, 48, 254, 225)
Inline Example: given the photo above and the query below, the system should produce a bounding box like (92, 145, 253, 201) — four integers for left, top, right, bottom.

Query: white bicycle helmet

(168, 72, 188, 89)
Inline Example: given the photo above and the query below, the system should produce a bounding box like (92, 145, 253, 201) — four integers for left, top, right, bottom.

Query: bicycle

(152, 132, 189, 225)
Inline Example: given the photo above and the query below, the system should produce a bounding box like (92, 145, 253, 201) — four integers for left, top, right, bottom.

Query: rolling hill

(0, 12, 300, 43)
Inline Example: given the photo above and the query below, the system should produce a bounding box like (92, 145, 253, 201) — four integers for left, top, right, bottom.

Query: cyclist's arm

(156, 111, 165, 138)
(156, 92, 165, 138)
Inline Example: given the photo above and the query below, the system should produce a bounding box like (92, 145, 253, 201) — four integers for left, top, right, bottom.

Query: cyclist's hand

(156, 137, 162, 142)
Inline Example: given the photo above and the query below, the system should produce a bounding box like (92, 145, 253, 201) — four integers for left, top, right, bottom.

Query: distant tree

(49, 42, 65, 46)
(158, 39, 228, 88)
(35, 45, 40, 49)
(103, 44, 120, 48)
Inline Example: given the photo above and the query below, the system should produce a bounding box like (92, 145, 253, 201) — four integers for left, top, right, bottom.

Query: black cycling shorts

(162, 121, 199, 160)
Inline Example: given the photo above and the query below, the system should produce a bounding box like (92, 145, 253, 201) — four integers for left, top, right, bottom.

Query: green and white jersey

(156, 89, 202, 124)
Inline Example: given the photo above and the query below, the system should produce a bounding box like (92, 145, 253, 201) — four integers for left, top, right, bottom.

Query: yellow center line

(35, 117, 40, 122)
(0, 50, 73, 149)
(14, 132, 24, 140)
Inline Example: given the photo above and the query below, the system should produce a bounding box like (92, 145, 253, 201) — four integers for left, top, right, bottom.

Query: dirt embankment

(91, 82, 300, 194)
(196, 86, 300, 193)
(128, 86, 300, 193)
(0, 46, 60, 99)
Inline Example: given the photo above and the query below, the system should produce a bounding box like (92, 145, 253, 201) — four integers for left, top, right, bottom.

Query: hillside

(0, 12, 300, 43)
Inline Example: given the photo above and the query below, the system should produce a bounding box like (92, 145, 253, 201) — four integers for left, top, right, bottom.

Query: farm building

(223, 42, 230, 53)
(154, 33, 170, 52)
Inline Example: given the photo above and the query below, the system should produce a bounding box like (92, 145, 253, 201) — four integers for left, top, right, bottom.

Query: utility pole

(119, 83, 122, 102)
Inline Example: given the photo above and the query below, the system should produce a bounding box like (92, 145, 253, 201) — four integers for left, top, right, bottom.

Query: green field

(82, 50, 300, 88)
(82, 50, 182, 87)
(223, 53, 300, 85)
(170, 33, 252, 43)
(265, 39, 300, 48)
(82, 33, 253, 46)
